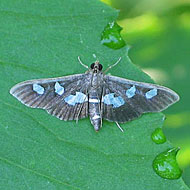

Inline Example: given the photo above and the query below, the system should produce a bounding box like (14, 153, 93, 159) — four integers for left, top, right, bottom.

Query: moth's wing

(102, 75, 179, 123)
(10, 73, 90, 121)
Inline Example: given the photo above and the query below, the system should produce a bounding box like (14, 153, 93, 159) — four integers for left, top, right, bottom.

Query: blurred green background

(102, 0, 190, 187)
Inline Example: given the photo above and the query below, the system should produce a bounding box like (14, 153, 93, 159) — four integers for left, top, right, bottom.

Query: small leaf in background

(151, 128, 167, 144)
(101, 21, 126, 49)
(153, 148, 182, 179)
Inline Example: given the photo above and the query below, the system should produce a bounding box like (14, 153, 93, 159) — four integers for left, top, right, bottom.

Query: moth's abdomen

(89, 89, 102, 131)
(90, 114, 101, 132)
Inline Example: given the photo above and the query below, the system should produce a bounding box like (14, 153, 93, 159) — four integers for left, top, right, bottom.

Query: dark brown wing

(10, 74, 90, 121)
(102, 75, 179, 123)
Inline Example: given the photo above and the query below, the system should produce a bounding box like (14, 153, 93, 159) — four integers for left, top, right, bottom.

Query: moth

(10, 57, 179, 132)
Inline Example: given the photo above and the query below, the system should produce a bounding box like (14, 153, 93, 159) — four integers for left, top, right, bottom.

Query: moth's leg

(90, 72, 94, 87)
(75, 102, 84, 124)
(103, 57, 121, 74)
(115, 122, 124, 132)
(76, 89, 89, 124)
(78, 56, 89, 69)
(100, 87, 105, 128)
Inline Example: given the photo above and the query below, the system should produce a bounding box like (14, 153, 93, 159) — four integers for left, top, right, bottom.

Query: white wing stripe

(89, 98, 100, 103)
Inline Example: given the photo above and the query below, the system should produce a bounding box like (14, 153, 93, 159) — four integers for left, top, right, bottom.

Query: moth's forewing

(10, 74, 90, 120)
(102, 75, 179, 122)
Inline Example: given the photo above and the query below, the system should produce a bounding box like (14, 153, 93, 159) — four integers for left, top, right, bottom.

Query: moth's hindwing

(10, 74, 90, 121)
(102, 75, 179, 123)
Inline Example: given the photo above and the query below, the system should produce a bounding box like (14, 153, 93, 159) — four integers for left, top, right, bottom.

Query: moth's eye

(90, 63, 95, 69)
(99, 64, 103, 71)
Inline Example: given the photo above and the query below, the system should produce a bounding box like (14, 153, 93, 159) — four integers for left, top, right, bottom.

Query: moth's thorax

(89, 73, 104, 88)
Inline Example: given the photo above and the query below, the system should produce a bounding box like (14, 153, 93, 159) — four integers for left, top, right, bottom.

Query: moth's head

(90, 61, 103, 73)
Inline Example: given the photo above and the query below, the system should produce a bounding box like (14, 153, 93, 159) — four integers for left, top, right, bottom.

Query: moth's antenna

(104, 57, 121, 74)
(78, 56, 89, 69)
(115, 122, 124, 132)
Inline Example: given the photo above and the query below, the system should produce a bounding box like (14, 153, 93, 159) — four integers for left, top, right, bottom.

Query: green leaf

(0, 0, 189, 189)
